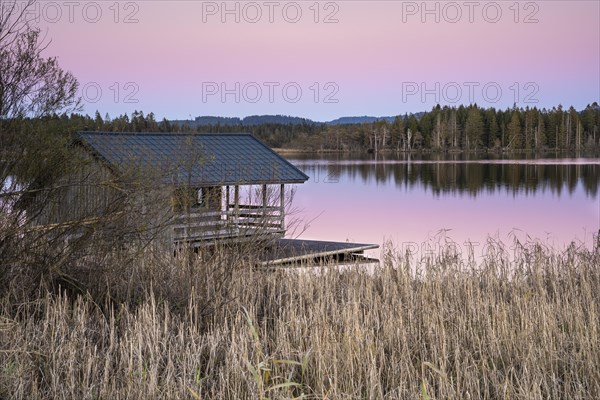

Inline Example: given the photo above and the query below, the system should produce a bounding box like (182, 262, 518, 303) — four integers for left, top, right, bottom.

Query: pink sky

(31, 0, 600, 120)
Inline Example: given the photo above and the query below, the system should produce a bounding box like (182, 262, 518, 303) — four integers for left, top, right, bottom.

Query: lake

(287, 153, 600, 260)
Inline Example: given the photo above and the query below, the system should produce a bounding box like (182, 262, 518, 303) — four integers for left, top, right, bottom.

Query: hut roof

(77, 131, 309, 186)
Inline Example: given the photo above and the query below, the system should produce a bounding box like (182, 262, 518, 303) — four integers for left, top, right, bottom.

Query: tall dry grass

(1, 241, 599, 399)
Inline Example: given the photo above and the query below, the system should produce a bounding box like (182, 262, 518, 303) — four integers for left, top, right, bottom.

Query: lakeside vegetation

(1, 240, 599, 399)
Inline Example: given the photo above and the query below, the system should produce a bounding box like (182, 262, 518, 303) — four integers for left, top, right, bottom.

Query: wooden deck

(172, 204, 284, 244)
(259, 239, 379, 266)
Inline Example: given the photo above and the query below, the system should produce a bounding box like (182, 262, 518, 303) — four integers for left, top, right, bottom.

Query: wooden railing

(172, 204, 284, 243)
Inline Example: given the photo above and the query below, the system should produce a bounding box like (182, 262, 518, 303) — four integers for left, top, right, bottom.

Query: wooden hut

(28, 131, 308, 248)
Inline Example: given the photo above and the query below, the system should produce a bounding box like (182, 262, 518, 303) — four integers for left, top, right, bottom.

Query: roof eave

(192, 179, 308, 187)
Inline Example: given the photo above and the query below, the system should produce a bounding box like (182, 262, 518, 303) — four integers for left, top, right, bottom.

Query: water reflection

(293, 157, 599, 198)
(288, 154, 600, 258)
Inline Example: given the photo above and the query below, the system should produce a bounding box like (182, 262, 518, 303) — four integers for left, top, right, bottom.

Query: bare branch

(0, 0, 80, 121)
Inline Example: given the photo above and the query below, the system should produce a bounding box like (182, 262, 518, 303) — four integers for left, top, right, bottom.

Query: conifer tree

(507, 111, 522, 149)
(465, 107, 483, 150)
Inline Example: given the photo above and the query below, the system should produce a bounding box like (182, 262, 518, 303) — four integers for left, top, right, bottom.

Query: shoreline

(272, 147, 600, 156)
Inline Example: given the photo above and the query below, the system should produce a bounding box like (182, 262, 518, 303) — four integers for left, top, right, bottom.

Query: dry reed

(1, 241, 599, 399)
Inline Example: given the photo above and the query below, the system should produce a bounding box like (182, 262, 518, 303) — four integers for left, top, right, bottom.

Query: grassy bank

(1, 242, 599, 399)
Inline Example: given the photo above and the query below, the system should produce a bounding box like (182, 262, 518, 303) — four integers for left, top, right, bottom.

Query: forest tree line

(13, 102, 600, 153)
(286, 103, 600, 152)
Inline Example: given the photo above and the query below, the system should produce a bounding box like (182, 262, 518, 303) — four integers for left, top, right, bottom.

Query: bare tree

(0, 1, 87, 298)
(0, 0, 80, 121)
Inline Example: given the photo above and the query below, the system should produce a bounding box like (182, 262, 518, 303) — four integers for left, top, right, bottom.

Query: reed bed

(1, 241, 599, 399)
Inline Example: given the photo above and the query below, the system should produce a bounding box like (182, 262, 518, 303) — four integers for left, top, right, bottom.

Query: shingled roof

(77, 132, 309, 186)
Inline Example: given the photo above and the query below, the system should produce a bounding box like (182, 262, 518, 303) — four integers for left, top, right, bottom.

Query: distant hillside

(327, 116, 398, 125)
(242, 115, 315, 125)
(183, 115, 316, 127)
(194, 116, 242, 126)
(170, 114, 428, 127)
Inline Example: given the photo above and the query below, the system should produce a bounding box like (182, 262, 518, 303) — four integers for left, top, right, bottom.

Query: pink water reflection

(287, 158, 600, 260)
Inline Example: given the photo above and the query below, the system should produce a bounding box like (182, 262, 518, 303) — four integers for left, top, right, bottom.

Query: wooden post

(225, 185, 230, 220)
(280, 184, 285, 231)
(234, 185, 240, 224)
(262, 184, 267, 221)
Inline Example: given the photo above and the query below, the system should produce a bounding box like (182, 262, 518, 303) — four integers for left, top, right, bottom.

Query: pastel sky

(32, 0, 600, 121)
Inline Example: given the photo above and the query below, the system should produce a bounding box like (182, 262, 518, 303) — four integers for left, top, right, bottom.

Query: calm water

(287, 154, 600, 259)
